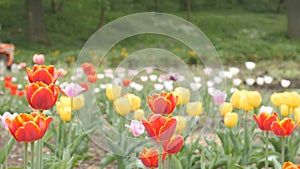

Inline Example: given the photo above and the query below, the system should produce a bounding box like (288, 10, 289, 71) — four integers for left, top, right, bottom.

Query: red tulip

(4, 76, 12, 88)
(271, 118, 299, 137)
(148, 92, 178, 115)
(18, 90, 25, 98)
(81, 62, 95, 75)
(6, 112, 52, 142)
(142, 114, 177, 142)
(10, 84, 18, 96)
(139, 148, 167, 168)
(122, 79, 131, 87)
(283, 162, 300, 169)
(163, 134, 184, 154)
(26, 65, 60, 85)
(87, 74, 98, 83)
(253, 112, 279, 131)
(26, 82, 58, 110)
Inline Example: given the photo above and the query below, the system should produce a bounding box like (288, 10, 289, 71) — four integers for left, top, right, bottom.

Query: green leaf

(272, 158, 281, 169)
(99, 153, 116, 169)
(168, 156, 183, 169)
(0, 137, 16, 164)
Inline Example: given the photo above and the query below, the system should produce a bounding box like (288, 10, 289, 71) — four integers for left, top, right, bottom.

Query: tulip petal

(31, 69, 54, 85)
(263, 115, 278, 131)
(163, 134, 184, 154)
(149, 114, 167, 135)
(281, 118, 297, 135)
(158, 118, 177, 142)
(15, 122, 40, 142)
(271, 122, 287, 136)
(142, 119, 156, 138)
(30, 87, 56, 110)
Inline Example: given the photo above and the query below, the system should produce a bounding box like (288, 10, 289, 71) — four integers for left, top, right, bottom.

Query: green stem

(24, 142, 28, 169)
(265, 132, 269, 169)
(159, 143, 163, 169)
(31, 142, 35, 169)
(282, 137, 286, 163)
(38, 139, 43, 169)
(168, 155, 171, 169)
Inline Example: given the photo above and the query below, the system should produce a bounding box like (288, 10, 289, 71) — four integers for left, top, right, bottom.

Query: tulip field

(1, 54, 300, 169)
(1, 2, 300, 168)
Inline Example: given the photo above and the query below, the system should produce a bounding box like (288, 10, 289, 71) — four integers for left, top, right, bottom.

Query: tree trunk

(99, 6, 105, 28)
(286, 0, 300, 39)
(187, 0, 191, 22)
(25, 0, 50, 45)
(154, 0, 158, 11)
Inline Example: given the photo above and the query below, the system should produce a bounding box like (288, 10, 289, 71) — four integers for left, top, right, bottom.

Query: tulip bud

(174, 116, 187, 132)
(114, 97, 131, 115)
(271, 93, 283, 107)
(219, 102, 233, 116)
(248, 91, 262, 108)
(230, 90, 241, 108)
(280, 104, 291, 117)
(186, 102, 202, 116)
(294, 107, 300, 123)
(134, 109, 145, 121)
(126, 93, 141, 111)
(71, 94, 85, 110)
(106, 84, 122, 101)
(173, 87, 190, 105)
(224, 112, 238, 128)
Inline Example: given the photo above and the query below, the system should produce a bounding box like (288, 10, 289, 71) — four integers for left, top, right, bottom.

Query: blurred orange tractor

(0, 42, 15, 68)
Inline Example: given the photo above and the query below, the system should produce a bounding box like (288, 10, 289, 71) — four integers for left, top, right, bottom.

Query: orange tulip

(6, 112, 52, 142)
(26, 82, 58, 110)
(253, 112, 279, 132)
(139, 148, 167, 168)
(283, 162, 300, 169)
(271, 118, 299, 137)
(26, 65, 60, 85)
(4, 76, 12, 88)
(142, 114, 177, 142)
(163, 134, 184, 154)
(148, 92, 178, 115)
(122, 79, 131, 87)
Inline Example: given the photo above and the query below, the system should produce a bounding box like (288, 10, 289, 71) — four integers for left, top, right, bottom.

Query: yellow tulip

(224, 112, 238, 128)
(286, 92, 300, 108)
(56, 96, 72, 122)
(294, 107, 300, 123)
(106, 84, 122, 101)
(174, 116, 187, 132)
(219, 102, 233, 116)
(271, 93, 283, 107)
(186, 102, 202, 116)
(126, 93, 141, 111)
(133, 109, 145, 121)
(248, 91, 262, 108)
(71, 94, 85, 110)
(239, 93, 253, 111)
(230, 90, 241, 108)
(280, 104, 291, 117)
(173, 87, 190, 105)
(114, 97, 131, 115)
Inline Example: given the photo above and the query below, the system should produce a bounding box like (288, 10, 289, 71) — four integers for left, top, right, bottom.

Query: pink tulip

(211, 90, 227, 105)
(61, 83, 86, 98)
(33, 54, 45, 64)
(125, 120, 145, 137)
(57, 68, 67, 77)
(0, 112, 18, 130)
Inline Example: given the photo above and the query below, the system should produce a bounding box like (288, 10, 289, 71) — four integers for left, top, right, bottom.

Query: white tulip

(97, 74, 105, 79)
(154, 84, 164, 90)
(264, 76, 273, 84)
(140, 76, 148, 82)
(259, 106, 273, 114)
(245, 61, 256, 70)
(281, 79, 291, 88)
(229, 67, 240, 76)
(245, 78, 255, 86)
(194, 77, 201, 82)
(213, 76, 223, 84)
(149, 75, 158, 81)
(256, 77, 264, 86)
(232, 78, 242, 86)
(207, 81, 214, 87)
